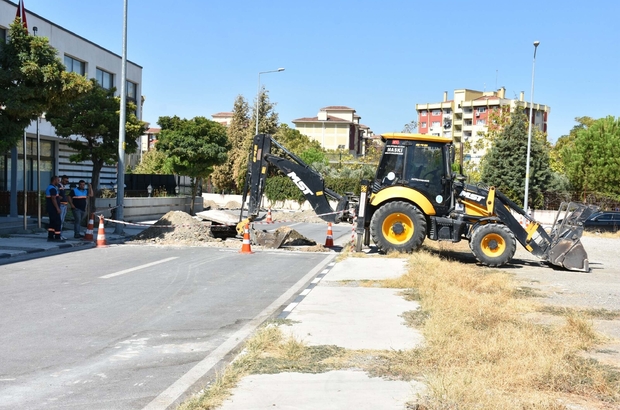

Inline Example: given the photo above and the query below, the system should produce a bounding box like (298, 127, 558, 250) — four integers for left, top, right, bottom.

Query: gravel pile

(131, 211, 220, 245)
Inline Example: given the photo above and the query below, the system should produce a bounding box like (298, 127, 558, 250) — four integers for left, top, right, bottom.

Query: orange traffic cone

(325, 223, 334, 247)
(266, 208, 273, 223)
(239, 223, 254, 254)
(84, 213, 94, 241)
(96, 215, 108, 248)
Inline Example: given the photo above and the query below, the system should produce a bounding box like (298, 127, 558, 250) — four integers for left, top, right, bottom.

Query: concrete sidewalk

(218, 256, 427, 410)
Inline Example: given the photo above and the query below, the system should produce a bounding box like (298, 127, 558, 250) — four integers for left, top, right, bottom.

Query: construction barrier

(239, 223, 253, 254)
(324, 222, 334, 247)
(84, 213, 94, 241)
(96, 215, 108, 248)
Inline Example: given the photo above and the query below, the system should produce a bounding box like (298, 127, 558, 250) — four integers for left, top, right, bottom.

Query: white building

(0, 0, 143, 199)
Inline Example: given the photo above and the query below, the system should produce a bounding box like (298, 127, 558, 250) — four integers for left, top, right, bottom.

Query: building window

(0, 27, 6, 43)
(420, 122, 427, 128)
(476, 119, 486, 125)
(463, 108, 473, 114)
(96, 68, 114, 89)
(1, 138, 54, 191)
(444, 109, 451, 114)
(476, 107, 487, 114)
(420, 110, 427, 116)
(126, 80, 137, 101)
(64, 55, 86, 75)
(431, 110, 441, 116)
(464, 120, 473, 126)
(431, 121, 440, 127)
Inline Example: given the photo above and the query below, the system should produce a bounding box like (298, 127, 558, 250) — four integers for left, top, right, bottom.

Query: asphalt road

(0, 245, 334, 410)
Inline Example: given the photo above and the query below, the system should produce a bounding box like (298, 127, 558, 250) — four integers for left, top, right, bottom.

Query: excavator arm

(238, 134, 349, 234)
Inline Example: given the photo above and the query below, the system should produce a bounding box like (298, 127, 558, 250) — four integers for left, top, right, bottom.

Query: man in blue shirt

(45, 176, 64, 242)
(58, 175, 70, 239)
(68, 180, 93, 238)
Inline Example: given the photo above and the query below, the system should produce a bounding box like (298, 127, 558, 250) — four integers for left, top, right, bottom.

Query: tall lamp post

(523, 40, 540, 211)
(256, 68, 284, 135)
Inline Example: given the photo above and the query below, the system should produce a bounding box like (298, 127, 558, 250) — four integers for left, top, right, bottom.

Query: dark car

(583, 211, 620, 233)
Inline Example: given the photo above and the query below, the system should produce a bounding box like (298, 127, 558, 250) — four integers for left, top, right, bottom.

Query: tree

(133, 148, 174, 174)
(46, 80, 145, 209)
(210, 95, 251, 193)
(156, 116, 230, 214)
(273, 124, 322, 156)
(481, 104, 552, 208)
(252, 87, 279, 136)
(402, 120, 418, 133)
(561, 116, 620, 200)
(0, 21, 91, 153)
(549, 116, 595, 174)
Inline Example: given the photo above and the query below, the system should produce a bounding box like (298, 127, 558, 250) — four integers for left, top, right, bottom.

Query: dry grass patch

(381, 250, 620, 409)
(540, 306, 620, 321)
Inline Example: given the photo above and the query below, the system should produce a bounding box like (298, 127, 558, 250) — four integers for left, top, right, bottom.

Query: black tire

(470, 224, 516, 267)
(370, 201, 426, 253)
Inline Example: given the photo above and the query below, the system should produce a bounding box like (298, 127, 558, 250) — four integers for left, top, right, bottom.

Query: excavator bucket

(546, 202, 599, 272)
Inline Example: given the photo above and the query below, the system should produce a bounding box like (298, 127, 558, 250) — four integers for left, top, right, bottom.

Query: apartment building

(211, 112, 234, 127)
(416, 88, 549, 163)
(0, 0, 143, 195)
(292, 106, 373, 156)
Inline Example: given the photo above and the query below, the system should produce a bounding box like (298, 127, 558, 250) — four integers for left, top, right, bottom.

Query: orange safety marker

(239, 223, 254, 254)
(266, 208, 273, 223)
(84, 213, 95, 241)
(96, 215, 108, 248)
(324, 222, 334, 247)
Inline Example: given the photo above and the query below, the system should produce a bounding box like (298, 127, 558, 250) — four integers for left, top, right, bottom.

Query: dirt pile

(131, 211, 220, 245)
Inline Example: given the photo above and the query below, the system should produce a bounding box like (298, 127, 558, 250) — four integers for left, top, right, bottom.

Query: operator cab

(373, 133, 453, 215)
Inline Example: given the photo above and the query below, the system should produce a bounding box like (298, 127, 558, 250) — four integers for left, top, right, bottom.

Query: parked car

(583, 211, 620, 233)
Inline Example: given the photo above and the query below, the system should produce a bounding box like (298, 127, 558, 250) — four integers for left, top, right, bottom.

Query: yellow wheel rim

(382, 213, 414, 245)
(480, 233, 506, 258)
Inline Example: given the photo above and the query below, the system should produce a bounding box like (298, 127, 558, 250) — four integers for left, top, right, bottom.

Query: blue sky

(23, 0, 620, 142)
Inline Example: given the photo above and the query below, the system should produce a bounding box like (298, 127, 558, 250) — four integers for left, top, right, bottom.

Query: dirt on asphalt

(129, 210, 330, 252)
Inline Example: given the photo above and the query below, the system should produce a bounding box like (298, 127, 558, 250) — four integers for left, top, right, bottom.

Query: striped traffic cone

(96, 215, 108, 248)
(84, 213, 94, 241)
(324, 223, 334, 247)
(239, 223, 254, 254)
(266, 208, 273, 223)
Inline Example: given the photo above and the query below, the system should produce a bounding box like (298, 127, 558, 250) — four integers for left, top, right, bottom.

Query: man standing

(45, 176, 64, 242)
(68, 180, 93, 239)
(58, 175, 70, 238)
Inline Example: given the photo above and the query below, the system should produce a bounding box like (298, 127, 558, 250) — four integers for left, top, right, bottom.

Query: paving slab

(219, 370, 425, 410)
(285, 286, 422, 350)
(323, 257, 408, 282)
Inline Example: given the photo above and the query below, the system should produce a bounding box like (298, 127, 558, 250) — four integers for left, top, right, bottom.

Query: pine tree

(481, 104, 552, 208)
(210, 95, 251, 193)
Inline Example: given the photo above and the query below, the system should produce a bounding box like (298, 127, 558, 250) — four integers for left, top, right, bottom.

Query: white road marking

(282, 302, 298, 312)
(0, 378, 16, 381)
(142, 253, 336, 410)
(300, 289, 311, 296)
(99, 257, 178, 279)
(311, 277, 321, 284)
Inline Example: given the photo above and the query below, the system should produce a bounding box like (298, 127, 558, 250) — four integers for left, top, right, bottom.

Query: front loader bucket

(546, 238, 589, 272)
(545, 202, 598, 272)
(251, 229, 290, 249)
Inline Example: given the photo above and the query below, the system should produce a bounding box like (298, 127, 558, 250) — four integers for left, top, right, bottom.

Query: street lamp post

(523, 40, 540, 211)
(256, 68, 284, 135)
